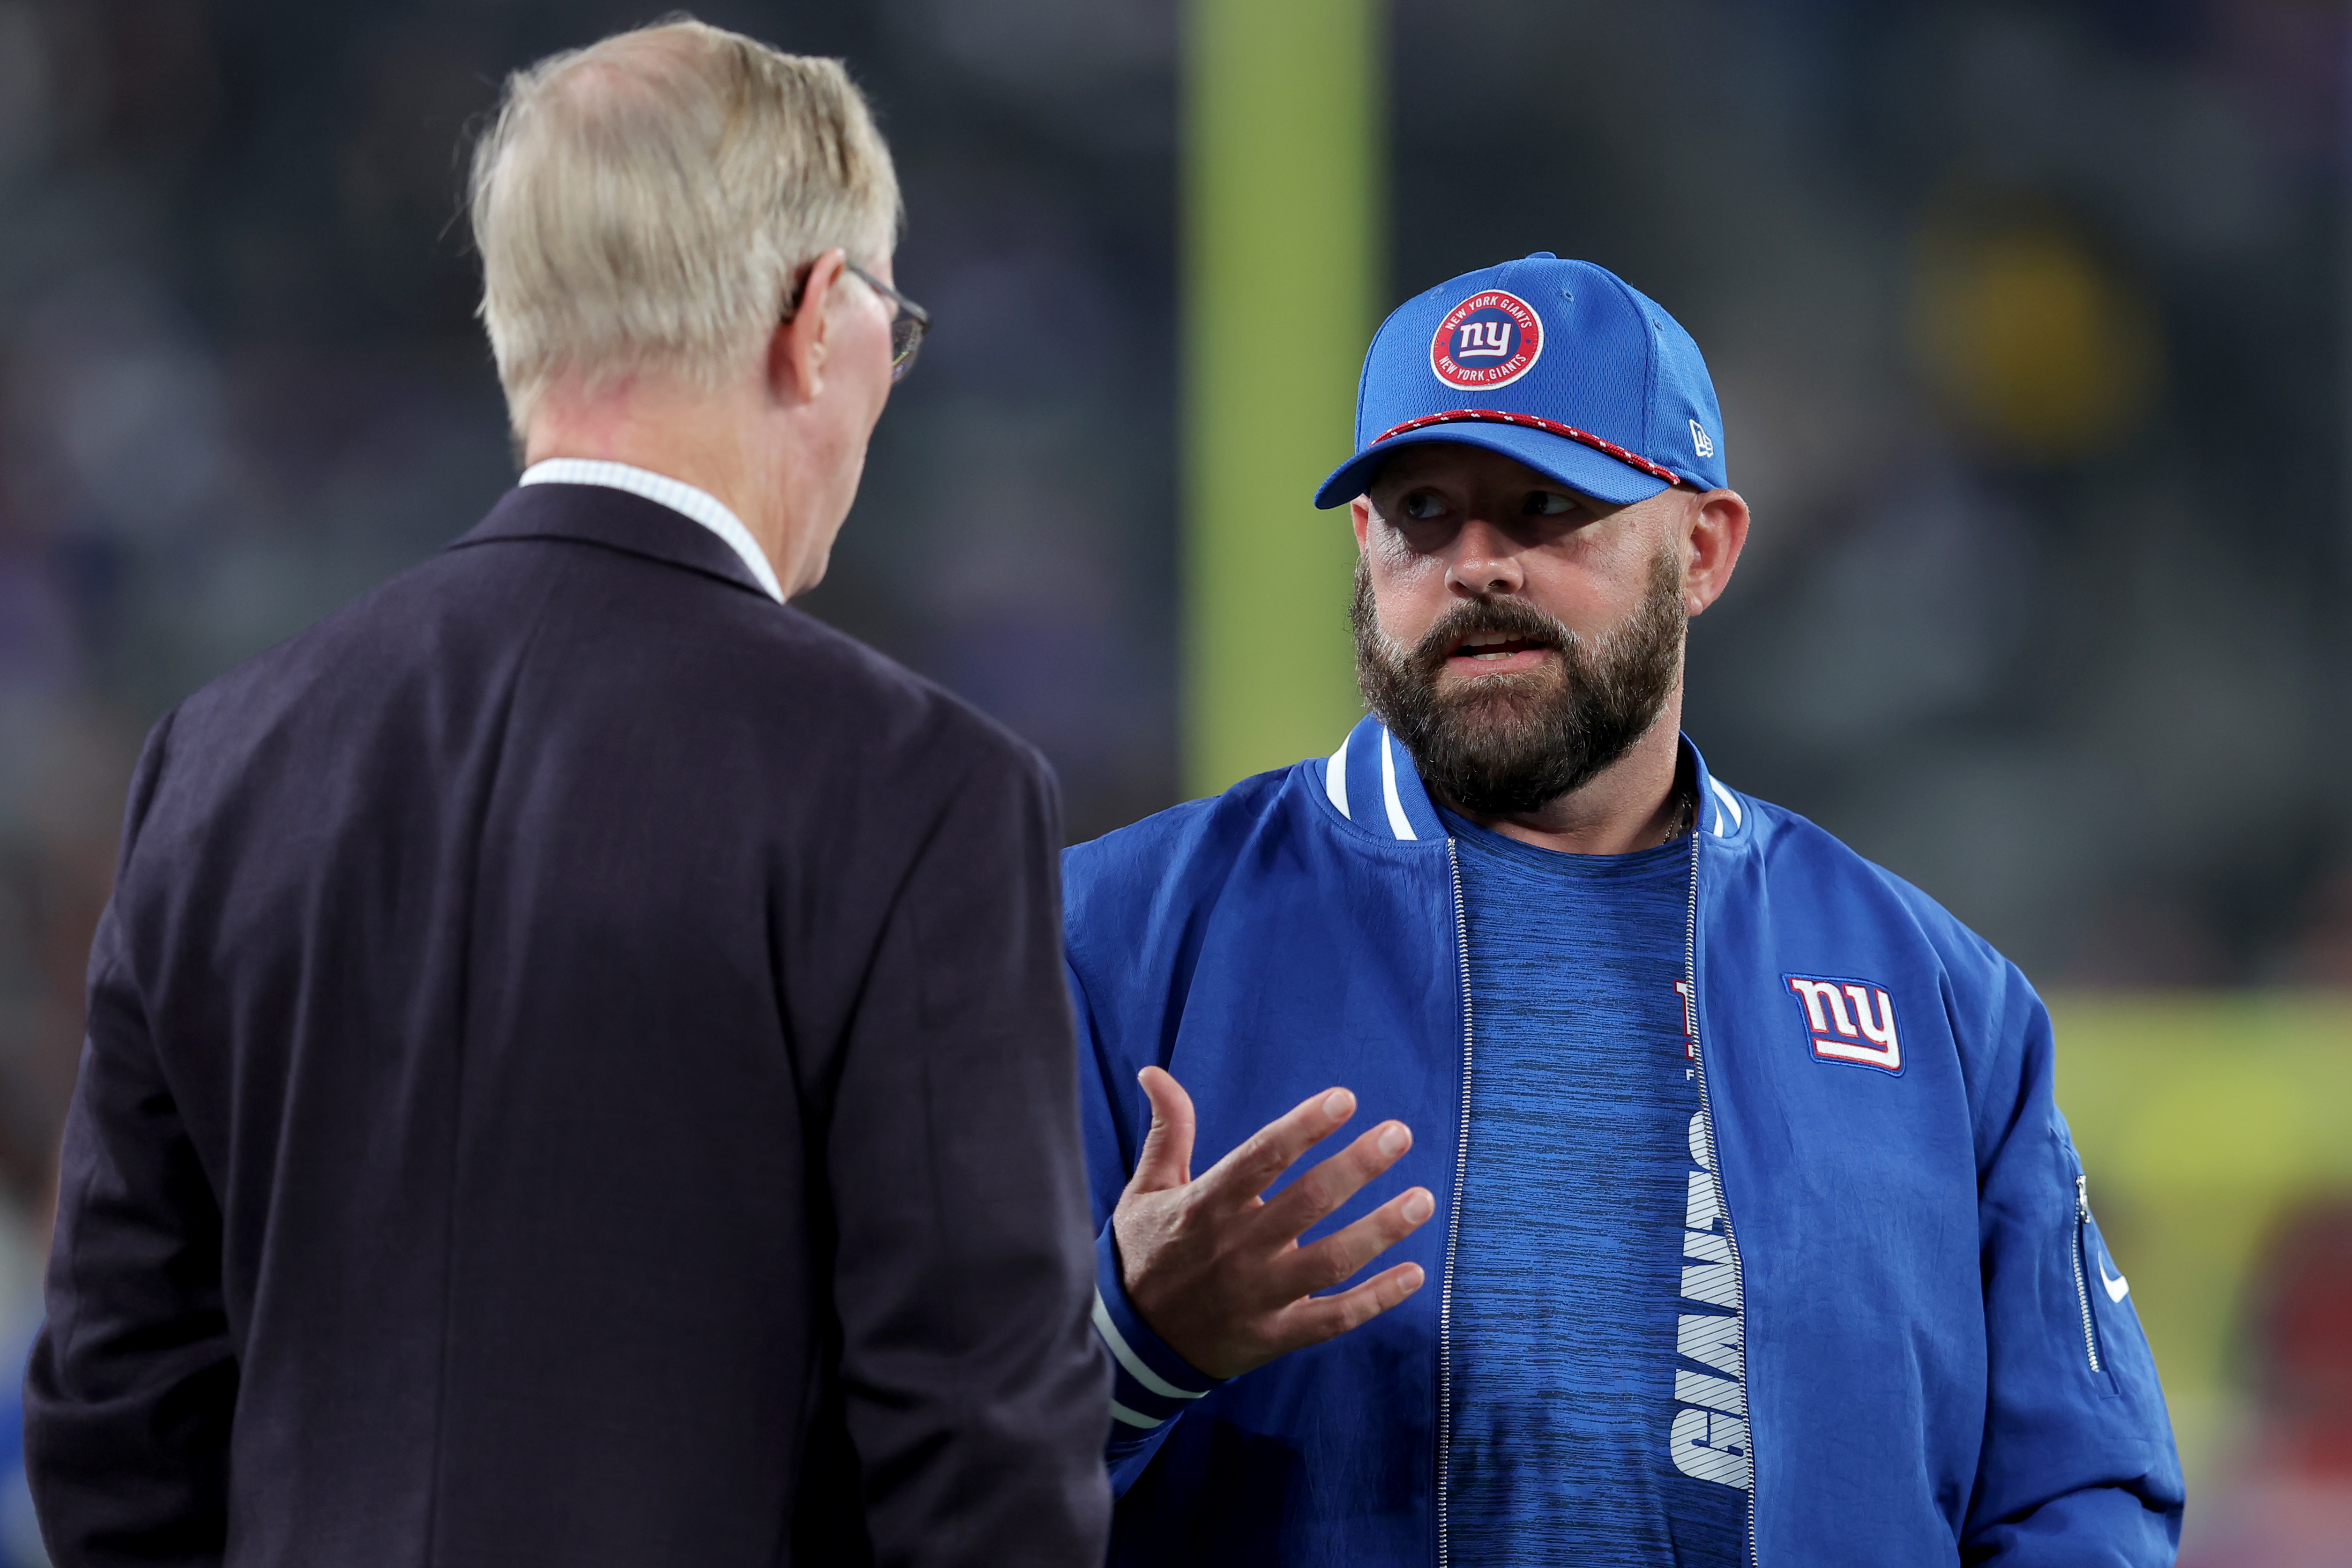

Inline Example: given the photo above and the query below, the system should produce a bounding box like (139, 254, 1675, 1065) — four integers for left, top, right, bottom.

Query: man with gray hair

(25, 21, 1111, 1567)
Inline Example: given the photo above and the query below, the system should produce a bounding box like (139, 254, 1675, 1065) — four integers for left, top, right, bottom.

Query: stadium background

(0, 0, 2345, 1558)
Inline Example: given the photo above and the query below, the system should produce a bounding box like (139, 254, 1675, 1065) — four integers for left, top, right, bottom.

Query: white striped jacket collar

(1314, 713, 1751, 845)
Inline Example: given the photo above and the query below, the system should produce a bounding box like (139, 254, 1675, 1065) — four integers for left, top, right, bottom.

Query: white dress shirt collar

(518, 458, 784, 604)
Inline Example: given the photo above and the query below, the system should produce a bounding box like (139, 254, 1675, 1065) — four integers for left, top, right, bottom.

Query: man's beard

(1352, 549, 1686, 816)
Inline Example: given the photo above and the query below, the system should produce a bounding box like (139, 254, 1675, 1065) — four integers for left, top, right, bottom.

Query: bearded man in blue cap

(1064, 255, 2183, 1566)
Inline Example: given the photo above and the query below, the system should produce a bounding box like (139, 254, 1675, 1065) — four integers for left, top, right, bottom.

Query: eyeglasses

(781, 258, 932, 384)
(843, 261, 930, 382)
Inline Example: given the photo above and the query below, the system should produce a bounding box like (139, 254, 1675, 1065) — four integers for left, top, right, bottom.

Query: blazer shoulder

(163, 542, 498, 728)
(162, 526, 1050, 821)
(762, 607, 1053, 795)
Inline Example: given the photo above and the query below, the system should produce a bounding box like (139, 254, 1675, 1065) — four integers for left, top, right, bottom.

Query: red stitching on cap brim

(1369, 409, 1683, 487)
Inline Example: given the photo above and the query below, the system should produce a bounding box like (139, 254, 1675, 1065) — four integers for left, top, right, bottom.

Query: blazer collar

(1316, 711, 1751, 847)
(449, 483, 776, 601)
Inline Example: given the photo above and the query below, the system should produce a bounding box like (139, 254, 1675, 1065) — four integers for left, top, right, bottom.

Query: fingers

(1193, 1085, 1358, 1206)
(1127, 1066, 1197, 1194)
(1279, 1183, 1436, 1298)
(1271, 1259, 1429, 1356)
(1260, 1117, 1415, 1240)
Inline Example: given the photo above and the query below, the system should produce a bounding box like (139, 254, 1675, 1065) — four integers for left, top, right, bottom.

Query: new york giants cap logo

(1785, 975, 1904, 1075)
(1430, 289, 1545, 390)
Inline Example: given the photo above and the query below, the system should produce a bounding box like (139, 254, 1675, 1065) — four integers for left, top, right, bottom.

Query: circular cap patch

(1430, 290, 1545, 389)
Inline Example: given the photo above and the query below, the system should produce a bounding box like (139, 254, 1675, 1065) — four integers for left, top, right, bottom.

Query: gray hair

(470, 19, 901, 435)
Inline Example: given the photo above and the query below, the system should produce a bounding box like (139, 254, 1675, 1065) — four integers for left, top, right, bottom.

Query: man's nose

(1446, 518, 1525, 597)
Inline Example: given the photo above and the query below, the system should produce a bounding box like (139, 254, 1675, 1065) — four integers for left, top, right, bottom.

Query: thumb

(1128, 1065, 1197, 1193)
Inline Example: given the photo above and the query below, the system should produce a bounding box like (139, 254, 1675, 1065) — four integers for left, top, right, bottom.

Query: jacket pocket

(2068, 1171, 2122, 1397)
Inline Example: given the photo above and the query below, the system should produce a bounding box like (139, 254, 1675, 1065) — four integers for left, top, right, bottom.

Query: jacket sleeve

(1066, 953, 1228, 1495)
(824, 745, 1112, 1567)
(26, 712, 239, 1567)
(1961, 966, 2184, 1562)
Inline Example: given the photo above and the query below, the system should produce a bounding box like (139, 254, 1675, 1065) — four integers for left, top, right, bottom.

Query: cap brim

(1312, 421, 1676, 510)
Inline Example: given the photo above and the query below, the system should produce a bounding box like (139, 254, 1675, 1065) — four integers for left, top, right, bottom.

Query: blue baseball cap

(1313, 254, 1727, 509)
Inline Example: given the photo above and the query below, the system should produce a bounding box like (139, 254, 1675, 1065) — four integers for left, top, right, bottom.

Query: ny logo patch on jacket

(1784, 975, 1904, 1075)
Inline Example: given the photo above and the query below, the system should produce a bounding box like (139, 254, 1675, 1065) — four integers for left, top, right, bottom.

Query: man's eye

(1401, 492, 1448, 520)
(1527, 491, 1578, 515)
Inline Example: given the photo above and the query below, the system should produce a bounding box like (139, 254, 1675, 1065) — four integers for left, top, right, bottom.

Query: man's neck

(524, 373, 807, 590)
(1440, 695, 1688, 856)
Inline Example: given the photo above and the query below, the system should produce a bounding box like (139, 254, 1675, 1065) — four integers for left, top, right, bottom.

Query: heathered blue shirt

(1442, 808, 1746, 1565)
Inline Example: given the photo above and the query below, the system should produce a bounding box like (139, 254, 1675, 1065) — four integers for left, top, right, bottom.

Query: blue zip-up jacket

(1065, 716, 2183, 1567)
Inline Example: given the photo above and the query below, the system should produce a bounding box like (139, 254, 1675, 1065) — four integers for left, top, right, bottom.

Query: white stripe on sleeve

(1092, 1290, 1211, 1402)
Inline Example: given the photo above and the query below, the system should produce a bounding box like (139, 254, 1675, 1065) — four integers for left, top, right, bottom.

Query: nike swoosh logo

(2100, 1261, 2130, 1303)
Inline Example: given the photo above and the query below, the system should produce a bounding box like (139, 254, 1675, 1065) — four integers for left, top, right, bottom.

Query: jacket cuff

(1093, 1223, 1225, 1433)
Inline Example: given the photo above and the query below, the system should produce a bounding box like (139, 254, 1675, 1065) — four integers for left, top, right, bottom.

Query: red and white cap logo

(1430, 289, 1544, 389)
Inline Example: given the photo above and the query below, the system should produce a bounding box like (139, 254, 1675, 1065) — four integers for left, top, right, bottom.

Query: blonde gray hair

(470, 19, 901, 435)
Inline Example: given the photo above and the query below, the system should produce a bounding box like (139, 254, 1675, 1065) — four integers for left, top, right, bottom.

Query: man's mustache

(1410, 596, 1581, 672)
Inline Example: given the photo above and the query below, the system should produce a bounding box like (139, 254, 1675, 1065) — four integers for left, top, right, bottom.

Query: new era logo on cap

(1314, 253, 1729, 511)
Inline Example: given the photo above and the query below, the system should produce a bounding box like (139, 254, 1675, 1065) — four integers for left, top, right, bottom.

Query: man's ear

(1683, 488, 1750, 618)
(769, 248, 849, 406)
(1351, 496, 1374, 553)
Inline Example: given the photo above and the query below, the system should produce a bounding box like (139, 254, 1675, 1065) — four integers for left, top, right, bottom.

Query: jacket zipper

(1681, 827, 1759, 1568)
(1436, 838, 1473, 1568)
(2071, 1174, 2101, 1373)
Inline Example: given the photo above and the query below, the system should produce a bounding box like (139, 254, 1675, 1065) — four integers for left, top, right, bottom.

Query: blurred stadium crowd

(0, 0, 2347, 1561)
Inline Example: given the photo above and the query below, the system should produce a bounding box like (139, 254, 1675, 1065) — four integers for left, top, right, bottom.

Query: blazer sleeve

(822, 744, 1112, 1567)
(1961, 967, 2184, 1562)
(26, 713, 239, 1567)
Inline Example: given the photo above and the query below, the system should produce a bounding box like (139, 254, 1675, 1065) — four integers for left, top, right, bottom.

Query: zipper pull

(2076, 1173, 2090, 1222)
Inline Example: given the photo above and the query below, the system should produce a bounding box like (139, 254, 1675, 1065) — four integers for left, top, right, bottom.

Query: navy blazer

(26, 484, 1112, 1567)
